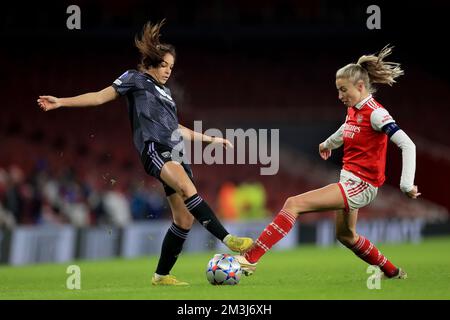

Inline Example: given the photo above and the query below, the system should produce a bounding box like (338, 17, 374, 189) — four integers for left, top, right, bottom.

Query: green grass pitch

(1, 236, 449, 300)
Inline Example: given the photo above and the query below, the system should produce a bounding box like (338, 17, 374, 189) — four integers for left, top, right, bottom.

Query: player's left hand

(37, 95, 61, 111)
(405, 185, 421, 199)
(210, 137, 234, 149)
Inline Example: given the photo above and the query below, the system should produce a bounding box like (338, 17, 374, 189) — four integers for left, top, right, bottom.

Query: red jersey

(342, 95, 395, 187)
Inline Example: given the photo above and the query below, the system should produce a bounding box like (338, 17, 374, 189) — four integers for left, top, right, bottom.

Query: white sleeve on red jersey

(323, 124, 344, 150)
(390, 130, 416, 193)
(370, 108, 395, 131)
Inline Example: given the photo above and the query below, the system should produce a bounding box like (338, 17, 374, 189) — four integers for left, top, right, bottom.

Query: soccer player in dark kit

(37, 20, 253, 286)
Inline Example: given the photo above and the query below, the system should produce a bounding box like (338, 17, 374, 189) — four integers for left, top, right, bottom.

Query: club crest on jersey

(356, 114, 364, 123)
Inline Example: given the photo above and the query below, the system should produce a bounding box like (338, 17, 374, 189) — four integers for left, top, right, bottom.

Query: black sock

(155, 223, 189, 276)
(184, 194, 229, 241)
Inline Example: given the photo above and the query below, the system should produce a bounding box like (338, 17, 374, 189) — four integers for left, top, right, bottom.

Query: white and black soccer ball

(206, 253, 242, 285)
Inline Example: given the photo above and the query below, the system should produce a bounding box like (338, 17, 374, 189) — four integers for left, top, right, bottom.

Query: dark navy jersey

(111, 69, 183, 155)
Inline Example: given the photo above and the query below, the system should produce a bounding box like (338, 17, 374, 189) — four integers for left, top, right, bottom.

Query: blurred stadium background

(1, 0, 449, 265)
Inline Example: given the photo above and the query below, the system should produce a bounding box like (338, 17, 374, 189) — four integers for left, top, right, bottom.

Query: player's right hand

(319, 143, 332, 160)
(37, 95, 61, 111)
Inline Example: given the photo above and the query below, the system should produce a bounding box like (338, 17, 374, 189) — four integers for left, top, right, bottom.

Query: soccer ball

(206, 253, 242, 285)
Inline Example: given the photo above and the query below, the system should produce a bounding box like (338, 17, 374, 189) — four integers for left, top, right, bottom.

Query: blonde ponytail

(336, 45, 404, 93)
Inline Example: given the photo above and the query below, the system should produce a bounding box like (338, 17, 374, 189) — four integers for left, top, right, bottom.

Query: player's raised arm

(178, 124, 233, 149)
(37, 86, 119, 111)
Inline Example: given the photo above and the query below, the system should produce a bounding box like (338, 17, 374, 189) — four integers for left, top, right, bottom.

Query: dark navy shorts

(140, 141, 194, 196)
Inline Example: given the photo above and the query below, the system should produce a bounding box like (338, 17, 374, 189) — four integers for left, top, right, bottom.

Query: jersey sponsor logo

(113, 79, 122, 86)
(344, 124, 361, 133)
(343, 123, 361, 139)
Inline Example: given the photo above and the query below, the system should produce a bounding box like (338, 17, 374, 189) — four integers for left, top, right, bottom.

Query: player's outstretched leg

(237, 184, 345, 275)
(235, 208, 297, 276)
(161, 162, 253, 252)
(184, 194, 253, 252)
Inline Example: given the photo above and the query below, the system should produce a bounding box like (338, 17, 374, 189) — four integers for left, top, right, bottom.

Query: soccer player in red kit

(235, 46, 420, 280)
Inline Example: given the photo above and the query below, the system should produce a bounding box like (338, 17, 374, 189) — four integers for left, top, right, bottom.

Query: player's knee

(336, 232, 357, 248)
(283, 196, 295, 209)
(174, 214, 194, 230)
(176, 182, 197, 200)
(283, 196, 303, 215)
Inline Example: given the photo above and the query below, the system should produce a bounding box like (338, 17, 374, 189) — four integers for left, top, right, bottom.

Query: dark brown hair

(134, 19, 176, 72)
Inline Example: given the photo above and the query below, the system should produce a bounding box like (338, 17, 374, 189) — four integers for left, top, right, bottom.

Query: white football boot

(375, 267, 408, 280)
(234, 255, 257, 276)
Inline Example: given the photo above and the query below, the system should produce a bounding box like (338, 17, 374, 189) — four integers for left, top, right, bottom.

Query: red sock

(245, 209, 296, 263)
(350, 235, 398, 277)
